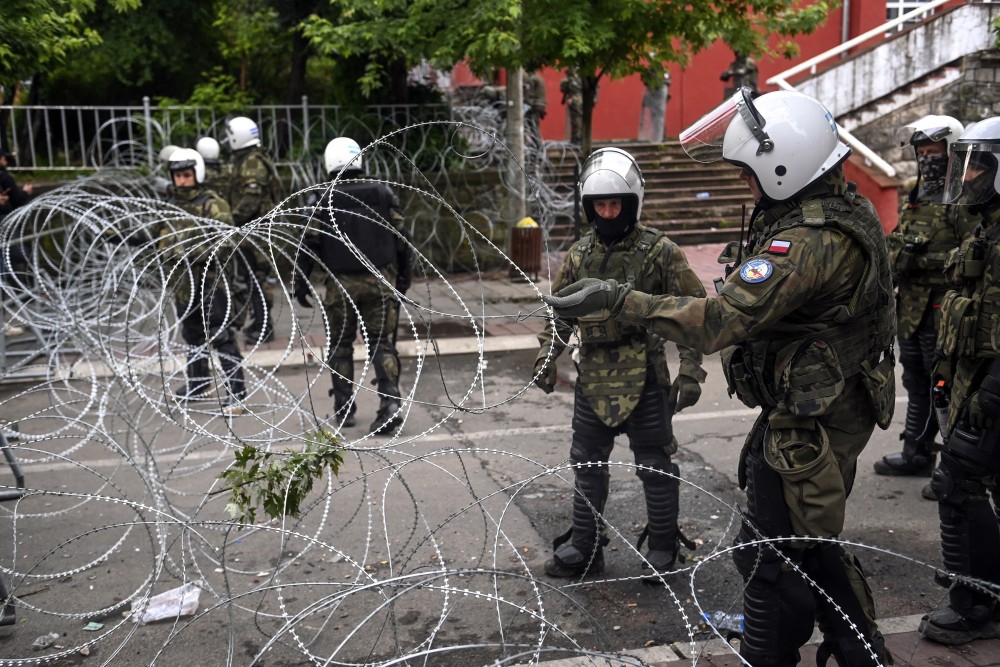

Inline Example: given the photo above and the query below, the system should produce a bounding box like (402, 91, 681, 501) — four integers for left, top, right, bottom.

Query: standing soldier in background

(544, 89, 895, 666)
(164, 148, 247, 416)
(523, 69, 548, 149)
(720, 53, 758, 99)
(196, 136, 231, 196)
(225, 116, 285, 344)
(639, 72, 671, 143)
(874, 115, 975, 491)
(560, 69, 583, 146)
(534, 147, 706, 582)
(296, 137, 413, 435)
(920, 117, 1000, 645)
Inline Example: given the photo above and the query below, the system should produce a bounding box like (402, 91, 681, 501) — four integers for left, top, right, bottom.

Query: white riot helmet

(944, 116, 1000, 208)
(897, 115, 965, 151)
(579, 147, 644, 239)
(225, 116, 261, 150)
(159, 145, 180, 162)
(196, 136, 221, 162)
(324, 137, 363, 175)
(680, 88, 850, 202)
(168, 147, 205, 184)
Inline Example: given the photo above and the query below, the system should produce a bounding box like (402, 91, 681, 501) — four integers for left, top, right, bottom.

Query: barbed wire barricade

(0, 121, 955, 666)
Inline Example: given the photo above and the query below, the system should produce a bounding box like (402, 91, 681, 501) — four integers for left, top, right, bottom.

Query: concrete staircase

(543, 141, 752, 248)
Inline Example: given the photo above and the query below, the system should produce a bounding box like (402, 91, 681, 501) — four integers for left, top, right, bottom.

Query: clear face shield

(679, 87, 772, 163)
(944, 144, 1000, 206)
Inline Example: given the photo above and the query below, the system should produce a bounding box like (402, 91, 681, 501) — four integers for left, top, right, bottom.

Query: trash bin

(509, 217, 542, 282)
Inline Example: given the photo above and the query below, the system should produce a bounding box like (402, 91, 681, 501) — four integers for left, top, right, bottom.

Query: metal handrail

(765, 0, 959, 179)
(766, 0, 956, 87)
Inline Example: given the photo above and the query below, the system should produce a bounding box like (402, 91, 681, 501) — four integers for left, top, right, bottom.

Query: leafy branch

(216, 429, 344, 527)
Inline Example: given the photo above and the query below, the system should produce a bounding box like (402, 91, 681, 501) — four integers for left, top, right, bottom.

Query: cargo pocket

(779, 339, 844, 418)
(721, 346, 760, 409)
(861, 354, 896, 430)
(937, 292, 976, 358)
(764, 414, 846, 538)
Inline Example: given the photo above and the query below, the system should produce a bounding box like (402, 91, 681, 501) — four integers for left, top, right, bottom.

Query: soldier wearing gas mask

(874, 116, 977, 488)
(543, 89, 895, 666)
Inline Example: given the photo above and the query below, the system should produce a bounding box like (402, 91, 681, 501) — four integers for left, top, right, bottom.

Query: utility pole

(505, 67, 526, 224)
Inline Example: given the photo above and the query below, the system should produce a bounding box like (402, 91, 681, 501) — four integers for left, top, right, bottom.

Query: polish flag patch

(767, 239, 792, 255)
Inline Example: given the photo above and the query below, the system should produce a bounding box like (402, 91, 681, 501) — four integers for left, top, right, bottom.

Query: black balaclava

(965, 153, 1000, 215)
(584, 195, 639, 243)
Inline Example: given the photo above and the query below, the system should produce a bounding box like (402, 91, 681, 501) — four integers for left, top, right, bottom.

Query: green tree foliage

(43, 0, 218, 104)
(0, 0, 139, 90)
(304, 0, 834, 152)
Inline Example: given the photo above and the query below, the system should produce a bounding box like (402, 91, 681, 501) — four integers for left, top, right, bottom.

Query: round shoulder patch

(739, 258, 774, 284)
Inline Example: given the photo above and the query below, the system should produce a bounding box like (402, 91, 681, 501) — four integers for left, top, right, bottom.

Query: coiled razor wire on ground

(0, 121, 967, 666)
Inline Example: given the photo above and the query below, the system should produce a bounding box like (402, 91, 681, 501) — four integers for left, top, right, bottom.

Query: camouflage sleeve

(657, 240, 707, 381)
(230, 154, 269, 226)
(617, 227, 840, 354)
(205, 190, 234, 226)
(538, 246, 579, 357)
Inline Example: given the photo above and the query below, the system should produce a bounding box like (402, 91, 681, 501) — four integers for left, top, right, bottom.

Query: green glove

(669, 375, 701, 413)
(542, 278, 631, 319)
(532, 354, 558, 394)
(968, 390, 997, 430)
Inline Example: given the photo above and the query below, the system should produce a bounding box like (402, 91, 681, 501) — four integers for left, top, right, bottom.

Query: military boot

(544, 530, 607, 578)
(920, 603, 1000, 645)
(371, 397, 403, 435)
(873, 435, 936, 476)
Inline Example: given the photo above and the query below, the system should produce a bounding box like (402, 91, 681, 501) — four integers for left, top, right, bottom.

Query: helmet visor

(945, 145, 1000, 206)
(679, 91, 746, 163)
(896, 122, 952, 148)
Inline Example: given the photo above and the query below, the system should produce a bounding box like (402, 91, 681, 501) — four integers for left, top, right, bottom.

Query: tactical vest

(570, 226, 667, 428)
(891, 197, 961, 285)
(723, 189, 897, 423)
(230, 148, 283, 213)
(318, 181, 398, 274)
(935, 210, 1000, 425)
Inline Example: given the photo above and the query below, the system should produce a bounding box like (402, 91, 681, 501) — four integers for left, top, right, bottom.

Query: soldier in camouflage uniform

(559, 69, 583, 146)
(919, 117, 1000, 645)
(535, 147, 706, 581)
(224, 116, 286, 345)
(165, 148, 247, 416)
(874, 116, 976, 483)
(545, 90, 895, 666)
(297, 137, 413, 435)
(720, 53, 758, 100)
(197, 137, 232, 196)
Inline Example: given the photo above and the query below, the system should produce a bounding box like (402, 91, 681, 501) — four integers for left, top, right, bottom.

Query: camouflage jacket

(228, 146, 284, 226)
(936, 205, 1000, 428)
(539, 223, 706, 426)
(163, 185, 237, 299)
(616, 177, 895, 420)
(889, 193, 977, 339)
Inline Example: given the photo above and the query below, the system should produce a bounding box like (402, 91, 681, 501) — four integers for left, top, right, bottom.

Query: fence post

(301, 95, 309, 158)
(143, 96, 153, 167)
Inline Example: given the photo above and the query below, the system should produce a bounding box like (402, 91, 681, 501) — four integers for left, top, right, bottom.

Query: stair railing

(765, 0, 957, 178)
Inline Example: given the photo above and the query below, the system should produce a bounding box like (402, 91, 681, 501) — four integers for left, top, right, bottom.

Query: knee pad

(741, 567, 816, 666)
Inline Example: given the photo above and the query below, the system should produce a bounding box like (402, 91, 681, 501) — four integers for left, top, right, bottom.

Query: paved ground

(3, 240, 1000, 665)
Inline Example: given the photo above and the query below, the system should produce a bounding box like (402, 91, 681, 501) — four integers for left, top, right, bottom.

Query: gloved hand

(969, 375, 1000, 430)
(395, 273, 411, 295)
(533, 354, 558, 394)
(669, 375, 701, 413)
(541, 278, 631, 319)
(294, 277, 312, 308)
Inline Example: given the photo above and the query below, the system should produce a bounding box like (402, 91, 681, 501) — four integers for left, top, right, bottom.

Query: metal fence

(0, 97, 454, 172)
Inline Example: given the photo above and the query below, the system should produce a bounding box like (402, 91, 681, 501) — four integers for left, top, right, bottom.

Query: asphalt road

(0, 345, 946, 666)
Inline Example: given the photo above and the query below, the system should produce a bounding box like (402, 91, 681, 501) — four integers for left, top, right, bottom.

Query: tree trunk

(286, 28, 310, 105)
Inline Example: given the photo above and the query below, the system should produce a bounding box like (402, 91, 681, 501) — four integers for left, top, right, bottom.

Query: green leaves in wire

(216, 429, 344, 527)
